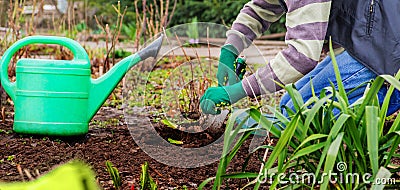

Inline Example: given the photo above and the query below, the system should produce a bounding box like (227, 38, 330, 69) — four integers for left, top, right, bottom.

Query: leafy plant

(122, 22, 137, 40)
(140, 162, 157, 190)
(105, 160, 122, 190)
(7, 155, 15, 162)
(200, 40, 400, 189)
(75, 22, 88, 32)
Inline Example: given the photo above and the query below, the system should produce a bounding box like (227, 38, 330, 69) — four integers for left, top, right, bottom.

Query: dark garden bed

(0, 105, 271, 189)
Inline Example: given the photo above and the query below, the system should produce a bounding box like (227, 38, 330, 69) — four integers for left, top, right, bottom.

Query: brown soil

(0, 105, 269, 190)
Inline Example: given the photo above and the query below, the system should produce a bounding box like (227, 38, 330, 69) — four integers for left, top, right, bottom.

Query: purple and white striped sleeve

(226, 0, 286, 53)
(230, 0, 332, 97)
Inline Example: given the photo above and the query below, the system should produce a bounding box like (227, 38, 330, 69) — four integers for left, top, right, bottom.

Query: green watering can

(0, 35, 163, 136)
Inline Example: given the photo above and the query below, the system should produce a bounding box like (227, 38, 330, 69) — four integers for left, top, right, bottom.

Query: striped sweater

(226, 0, 332, 96)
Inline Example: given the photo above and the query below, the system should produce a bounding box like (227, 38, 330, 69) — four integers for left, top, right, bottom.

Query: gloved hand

(217, 44, 244, 86)
(200, 81, 247, 115)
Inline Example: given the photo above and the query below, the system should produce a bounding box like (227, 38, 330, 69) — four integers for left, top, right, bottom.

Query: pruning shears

(226, 55, 247, 86)
(234, 55, 247, 79)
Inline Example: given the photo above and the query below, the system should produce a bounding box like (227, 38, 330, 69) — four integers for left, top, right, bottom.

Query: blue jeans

(280, 51, 400, 116)
(238, 51, 400, 131)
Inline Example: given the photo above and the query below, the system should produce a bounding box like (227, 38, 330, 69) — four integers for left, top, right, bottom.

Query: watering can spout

(87, 35, 163, 120)
(137, 35, 164, 60)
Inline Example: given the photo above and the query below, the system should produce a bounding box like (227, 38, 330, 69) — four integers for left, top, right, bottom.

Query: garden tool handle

(0, 36, 90, 100)
(235, 56, 246, 77)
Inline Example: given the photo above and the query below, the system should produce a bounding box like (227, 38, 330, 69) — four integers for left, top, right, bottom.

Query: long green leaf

(366, 106, 380, 175)
(265, 116, 299, 169)
(310, 114, 349, 189)
(378, 74, 400, 134)
(167, 138, 183, 145)
(257, 115, 300, 189)
(295, 134, 328, 152)
(347, 117, 367, 171)
(334, 89, 350, 114)
(281, 184, 305, 190)
(320, 132, 344, 190)
(278, 147, 288, 172)
(388, 112, 400, 134)
(303, 95, 333, 140)
(140, 162, 148, 190)
(248, 108, 281, 137)
(381, 74, 400, 91)
(290, 142, 325, 161)
(221, 172, 259, 179)
(285, 83, 304, 112)
(379, 131, 400, 145)
(329, 37, 348, 106)
(228, 131, 252, 162)
(223, 109, 249, 154)
(384, 136, 400, 167)
(266, 105, 290, 126)
(214, 108, 249, 189)
(355, 77, 385, 124)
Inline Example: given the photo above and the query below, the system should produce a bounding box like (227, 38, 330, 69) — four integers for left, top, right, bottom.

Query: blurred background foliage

(0, 0, 286, 50)
(89, 0, 248, 26)
(88, 0, 286, 35)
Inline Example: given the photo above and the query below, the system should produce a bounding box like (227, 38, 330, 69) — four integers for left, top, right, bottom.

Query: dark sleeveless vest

(326, 0, 400, 75)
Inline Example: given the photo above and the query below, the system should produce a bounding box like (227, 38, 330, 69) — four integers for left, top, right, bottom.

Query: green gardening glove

(200, 81, 247, 115)
(217, 44, 241, 86)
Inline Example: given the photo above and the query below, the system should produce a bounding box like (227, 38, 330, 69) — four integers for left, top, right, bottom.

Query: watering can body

(14, 59, 91, 135)
(0, 35, 163, 136)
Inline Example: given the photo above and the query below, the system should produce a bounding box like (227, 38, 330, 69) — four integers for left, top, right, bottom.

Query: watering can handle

(0, 36, 90, 101)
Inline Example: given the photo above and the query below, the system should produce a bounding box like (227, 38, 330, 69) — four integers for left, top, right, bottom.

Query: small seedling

(54, 139, 62, 144)
(167, 138, 184, 145)
(140, 162, 157, 190)
(105, 160, 122, 190)
(7, 155, 14, 162)
(0, 129, 12, 135)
